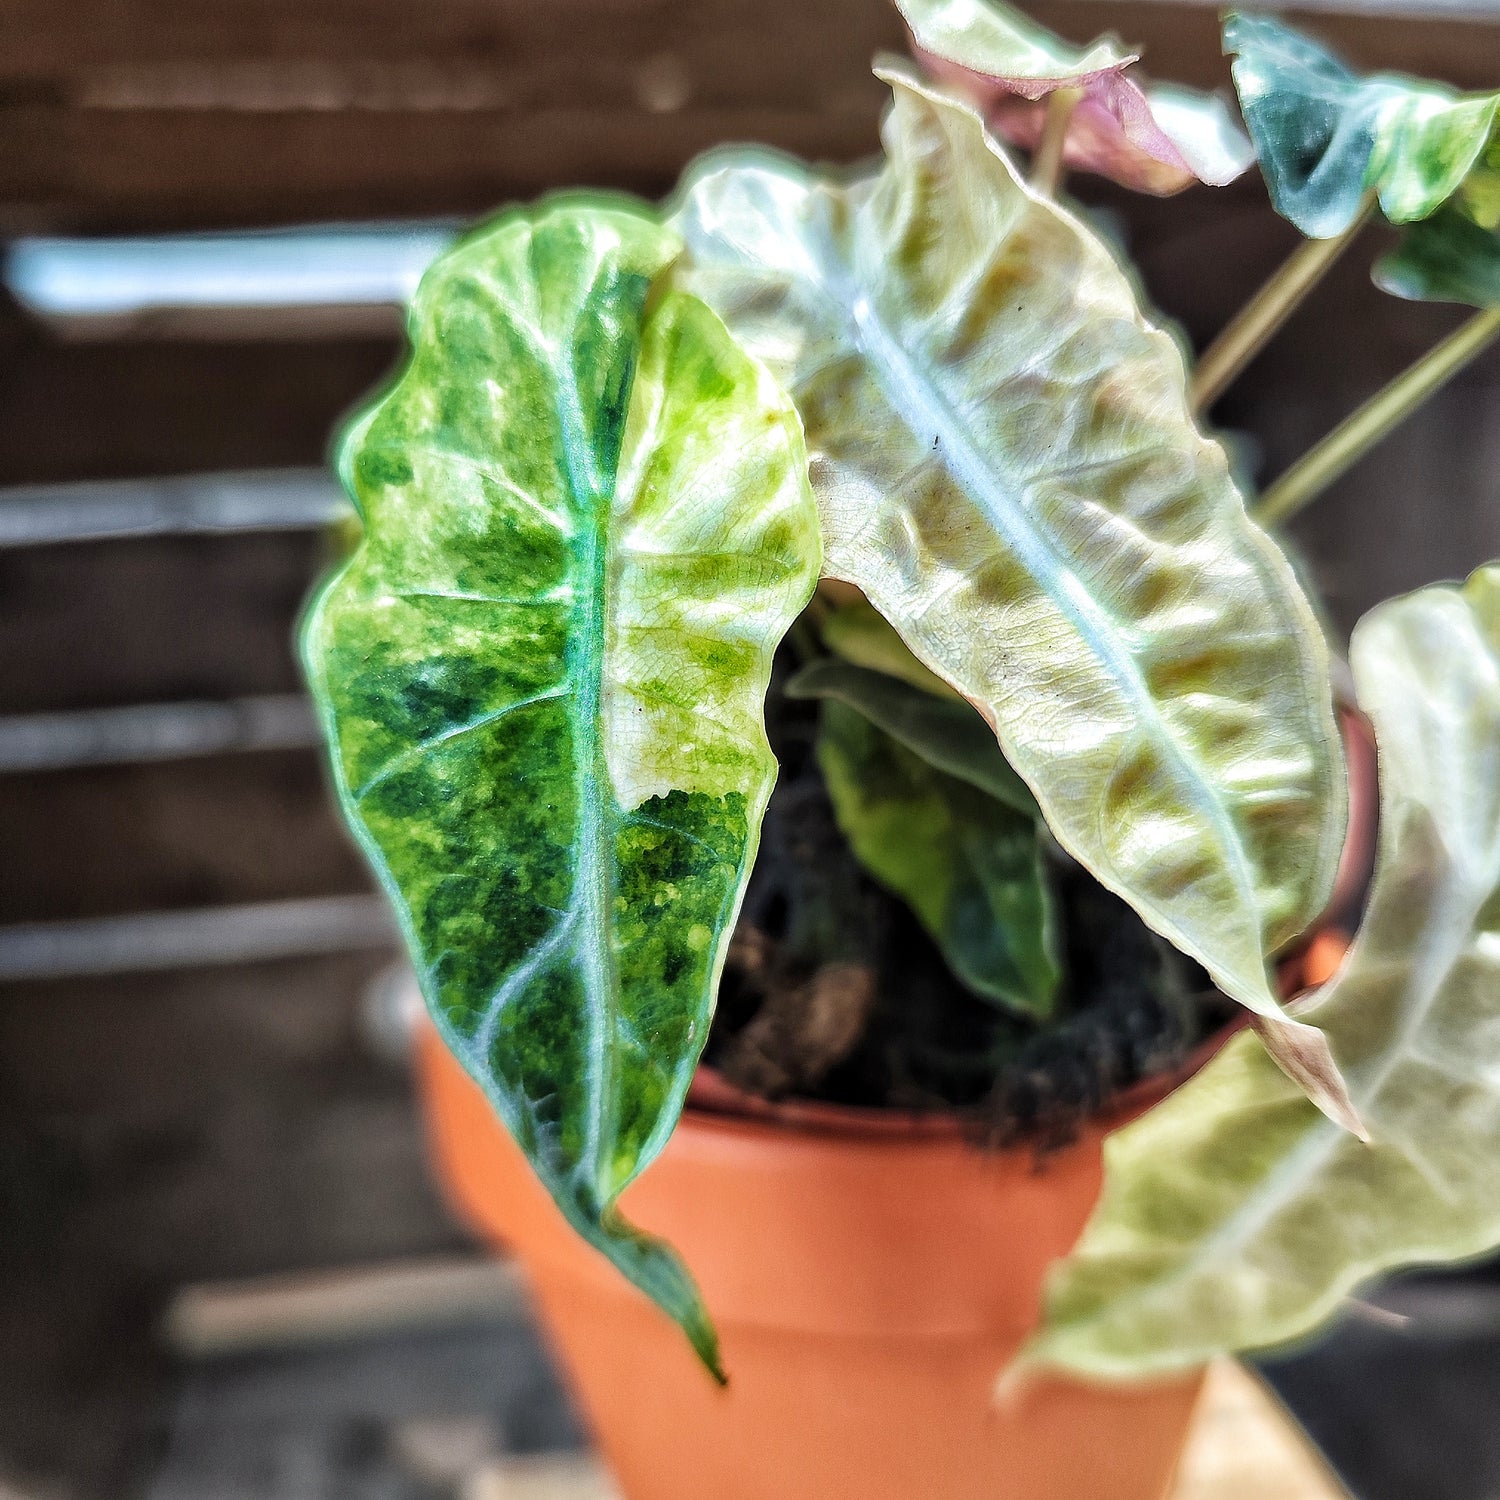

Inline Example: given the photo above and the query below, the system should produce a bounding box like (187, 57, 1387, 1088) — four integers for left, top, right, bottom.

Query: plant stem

(1253, 305, 1500, 528)
(1189, 196, 1376, 414)
(1031, 88, 1082, 198)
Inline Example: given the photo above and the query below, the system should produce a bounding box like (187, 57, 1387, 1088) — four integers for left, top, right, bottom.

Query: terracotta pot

(417, 1024, 1205, 1500)
(413, 700, 1377, 1499)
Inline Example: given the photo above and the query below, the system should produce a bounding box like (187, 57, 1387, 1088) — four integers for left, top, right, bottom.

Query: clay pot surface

(418, 1025, 1205, 1500)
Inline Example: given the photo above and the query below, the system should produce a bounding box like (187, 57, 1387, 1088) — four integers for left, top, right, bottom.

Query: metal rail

(0, 468, 349, 548)
(0, 895, 398, 981)
(0, 694, 320, 773)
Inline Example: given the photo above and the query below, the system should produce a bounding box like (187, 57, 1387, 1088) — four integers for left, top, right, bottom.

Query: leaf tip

(1255, 1015, 1368, 1139)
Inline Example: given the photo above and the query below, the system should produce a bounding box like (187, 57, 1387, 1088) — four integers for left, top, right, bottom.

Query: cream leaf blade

(669, 70, 1347, 1094)
(302, 199, 821, 1378)
(1021, 564, 1500, 1381)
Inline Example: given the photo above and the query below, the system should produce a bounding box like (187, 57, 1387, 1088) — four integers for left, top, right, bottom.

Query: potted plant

(300, 4, 1500, 1496)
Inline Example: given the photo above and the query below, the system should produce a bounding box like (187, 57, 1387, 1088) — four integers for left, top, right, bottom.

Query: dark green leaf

(1376, 203, 1500, 308)
(817, 701, 1059, 1016)
(787, 658, 1039, 817)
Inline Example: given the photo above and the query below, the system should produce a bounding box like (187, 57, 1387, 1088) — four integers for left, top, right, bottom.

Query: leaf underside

(1225, 11, 1500, 238)
(669, 67, 1348, 1111)
(897, 0, 1250, 193)
(819, 599, 962, 699)
(1023, 564, 1500, 1382)
(302, 197, 820, 1377)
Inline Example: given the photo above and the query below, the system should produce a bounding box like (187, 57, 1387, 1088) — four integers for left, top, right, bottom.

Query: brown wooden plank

(4, 0, 1498, 233)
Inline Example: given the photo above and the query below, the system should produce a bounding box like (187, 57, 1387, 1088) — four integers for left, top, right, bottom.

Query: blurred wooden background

(3, 3, 1500, 1497)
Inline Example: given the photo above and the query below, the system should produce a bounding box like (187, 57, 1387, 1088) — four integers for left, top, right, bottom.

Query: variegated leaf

(1022, 564, 1500, 1381)
(669, 68, 1351, 1119)
(895, 0, 1134, 99)
(897, 0, 1251, 193)
(302, 198, 820, 1377)
(1226, 11, 1500, 238)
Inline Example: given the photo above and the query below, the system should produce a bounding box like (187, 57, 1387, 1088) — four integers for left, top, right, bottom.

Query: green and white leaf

(1021, 563, 1500, 1381)
(302, 198, 820, 1378)
(817, 699, 1059, 1016)
(787, 657, 1039, 817)
(669, 67, 1350, 1116)
(895, 0, 1135, 97)
(1376, 203, 1500, 308)
(1226, 11, 1500, 238)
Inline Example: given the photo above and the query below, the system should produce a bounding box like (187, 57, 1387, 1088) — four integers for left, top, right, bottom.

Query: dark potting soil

(703, 657, 1233, 1144)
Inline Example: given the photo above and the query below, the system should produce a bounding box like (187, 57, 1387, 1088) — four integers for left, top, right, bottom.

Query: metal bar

(0, 895, 398, 981)
(0, 468, 348, 547)
(4, 224, 455, 334)
(162, 1257, 530, 1359)
(0, 694, 320, 773)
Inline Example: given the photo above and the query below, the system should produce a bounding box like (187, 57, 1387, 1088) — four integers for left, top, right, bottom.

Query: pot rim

(683, 1020, 1242, 1143)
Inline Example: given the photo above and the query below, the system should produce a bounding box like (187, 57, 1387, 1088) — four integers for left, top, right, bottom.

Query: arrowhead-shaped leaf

(816, 698, 1059, 1016)
(1021, 564, 1500, 1381)
(897, 0, 1251, 194)
(787, 657, 1039, 817)
(669, 68, 1350, 1116)
(1226, 11, 1500, 238)
(301, 198, 820, 1377)
(1376, 203, 1500, 308)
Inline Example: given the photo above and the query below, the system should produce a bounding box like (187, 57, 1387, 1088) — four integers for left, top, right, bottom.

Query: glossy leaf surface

(899, 0, 1250, 193)
(787, 658, 1039, 817)
(1226, 12, 1500, 238)
(817, 700, 1059, 1015)
(1376, 204, 1500, 308)
(302, 198, 820, 1377)
(670, 69, 1348, 1105)
(1023, 564, 1500, 1380)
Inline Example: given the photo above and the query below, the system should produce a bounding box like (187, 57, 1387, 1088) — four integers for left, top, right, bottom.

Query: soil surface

(704, 665, 1233, 1143)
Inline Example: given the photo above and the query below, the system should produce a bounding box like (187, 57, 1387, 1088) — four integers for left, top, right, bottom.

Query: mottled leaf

(787, 657, 1039, 817)
(302, 198, 820, 1377)
(1226, 11, 1500, 238)
(817, 699, 1059, 1016)
(1022, 564, 1500, 1381)
(669, 68, 1350, 1114)
(1376, 203, 1500, 308)
(898, 0, 1250, 193)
